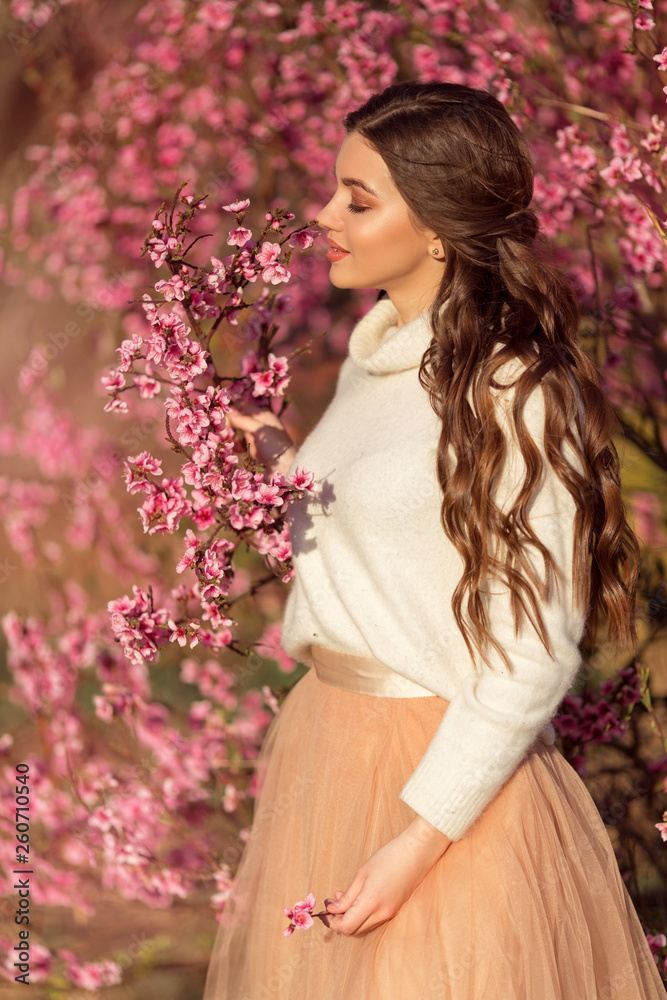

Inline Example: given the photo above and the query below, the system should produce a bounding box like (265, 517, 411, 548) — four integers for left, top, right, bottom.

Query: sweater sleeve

(398, 379, 587, 841)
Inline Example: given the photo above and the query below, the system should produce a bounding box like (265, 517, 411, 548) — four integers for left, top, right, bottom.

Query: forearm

(402, 813, 453, 867)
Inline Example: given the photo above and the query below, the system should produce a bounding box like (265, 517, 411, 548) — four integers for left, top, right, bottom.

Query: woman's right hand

(226, 400, 296, 478)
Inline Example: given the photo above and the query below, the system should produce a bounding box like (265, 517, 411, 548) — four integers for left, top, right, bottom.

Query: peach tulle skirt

(202, 646, 666, 1000)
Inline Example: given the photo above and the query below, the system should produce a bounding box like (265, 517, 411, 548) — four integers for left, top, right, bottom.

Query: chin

(328, 270, 380, 291)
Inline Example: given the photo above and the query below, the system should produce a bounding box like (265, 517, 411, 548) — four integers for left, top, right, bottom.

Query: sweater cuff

(398, 665, 578, 842)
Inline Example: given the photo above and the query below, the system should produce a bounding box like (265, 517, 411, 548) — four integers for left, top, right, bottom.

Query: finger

(329, 899, 370, 937)
(326, 886, 352, 913)
(229, 399, 268, 419)
(226, 411, 259, 430)
(327, 867, 367, 912)
(229, 409, 289, 435)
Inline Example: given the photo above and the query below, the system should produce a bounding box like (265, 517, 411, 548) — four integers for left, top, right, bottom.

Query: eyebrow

(332, 165, 380, 199)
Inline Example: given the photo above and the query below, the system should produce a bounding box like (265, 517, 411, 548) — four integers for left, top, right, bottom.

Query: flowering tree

(102, 186, 318, 668)
(1, 0, 667, 991)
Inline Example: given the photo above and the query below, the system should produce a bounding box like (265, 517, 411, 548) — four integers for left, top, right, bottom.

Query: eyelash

(347, 204, 369, 214)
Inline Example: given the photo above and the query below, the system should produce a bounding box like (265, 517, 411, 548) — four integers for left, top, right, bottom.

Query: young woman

(203, 81, 667, 999)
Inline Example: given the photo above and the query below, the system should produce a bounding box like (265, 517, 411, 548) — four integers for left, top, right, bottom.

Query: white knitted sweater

(280, 296, 587, 842)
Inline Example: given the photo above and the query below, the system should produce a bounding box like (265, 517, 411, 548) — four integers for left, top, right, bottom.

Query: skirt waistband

(309, 645, 442, 699)
(307, 644, 557, 745)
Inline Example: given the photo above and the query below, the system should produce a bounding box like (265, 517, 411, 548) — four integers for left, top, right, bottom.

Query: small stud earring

(431, 248, 440, 256)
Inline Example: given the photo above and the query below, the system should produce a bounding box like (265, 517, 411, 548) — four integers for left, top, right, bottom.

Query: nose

(313, 193, 340, 233)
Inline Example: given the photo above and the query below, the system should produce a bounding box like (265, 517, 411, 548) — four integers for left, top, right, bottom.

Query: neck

(383, 283, 441, 328)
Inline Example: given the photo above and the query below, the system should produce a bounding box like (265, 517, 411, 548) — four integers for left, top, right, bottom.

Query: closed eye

(347, 204, 369, 214)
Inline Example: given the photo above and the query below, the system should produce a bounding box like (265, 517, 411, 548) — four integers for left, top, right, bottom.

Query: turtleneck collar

(348, 296, 437, 375)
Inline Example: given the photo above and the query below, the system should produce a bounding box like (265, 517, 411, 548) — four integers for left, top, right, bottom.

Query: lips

(326, 236, 349, 252)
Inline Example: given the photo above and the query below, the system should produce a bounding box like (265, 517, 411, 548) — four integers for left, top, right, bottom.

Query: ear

(423, 228, 444, 258)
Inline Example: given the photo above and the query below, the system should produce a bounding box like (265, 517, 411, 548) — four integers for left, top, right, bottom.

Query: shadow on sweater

(288, 475, 337, 557)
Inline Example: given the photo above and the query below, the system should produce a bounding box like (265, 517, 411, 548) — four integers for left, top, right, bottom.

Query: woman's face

(315, 132, 443, 322)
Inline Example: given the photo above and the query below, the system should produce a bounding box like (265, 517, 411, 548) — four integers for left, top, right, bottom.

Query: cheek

(350, 212, 401, 253)
(355, 206, 422, 256)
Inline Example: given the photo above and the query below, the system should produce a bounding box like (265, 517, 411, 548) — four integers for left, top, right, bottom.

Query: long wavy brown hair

(343, 80, 640, 673)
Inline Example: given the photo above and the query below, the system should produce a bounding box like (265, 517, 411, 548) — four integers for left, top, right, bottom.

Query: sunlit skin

(315, 131, 445, 328)
(227, 132, 448, 467)
(227, 132, 453, 938)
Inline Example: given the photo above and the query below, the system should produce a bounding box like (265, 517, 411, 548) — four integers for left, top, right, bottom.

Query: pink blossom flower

(289, 467, 316, 491)
(124, 462, 150, 495)
(255, 482, 284, 507)
(170, 402, 210, 446)
(155, 274, 188, 301)
(261, 260, 291, 285)
(7, 939, 52, 982)
(600, 156, 641, 187)
(116, 334, 144, 372)
(163, 338, 209, 381)
(248, 353, 291, 397)
(176, 528, 199, 573)
(62, 957, 123, 990)
(93, 694, 114, 722)
(635, 11, 655, 30)
(192, 288, 221, 320)
(207, 255, 228, 291)
(647, 932, 667, 956)
(167, 619, 200, 648)
(255, 241, 281, 266)
(255, 621, 296, 673)
(222, 782, 245, 812)
(135, 373, 160, 398)
(288, 229, 316, 249)
(138, 477, 190, 534)
(234, 247, 259, 280)
(228, 503, 265, 531)
(653, 47, 667, 72)
(147, 235, 182, 266)
(128, 451, 163, 476)
(656, 812, 667, 842)
(145, 330, 166, 365)
(221, 198, 250, 212)
(227, 226, 253, 247)
(249, 369, 275, 396)
(283, 892, 317, 936)
(101, 370, 125, 393)
(202, 537, 235, 582)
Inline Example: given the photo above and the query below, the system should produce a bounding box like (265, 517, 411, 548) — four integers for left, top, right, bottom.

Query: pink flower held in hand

(283, 892, 333, 936)
(283, 893, 316, 936)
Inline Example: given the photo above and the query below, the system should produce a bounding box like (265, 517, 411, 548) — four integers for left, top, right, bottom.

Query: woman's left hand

(323, 817, 452, 937)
